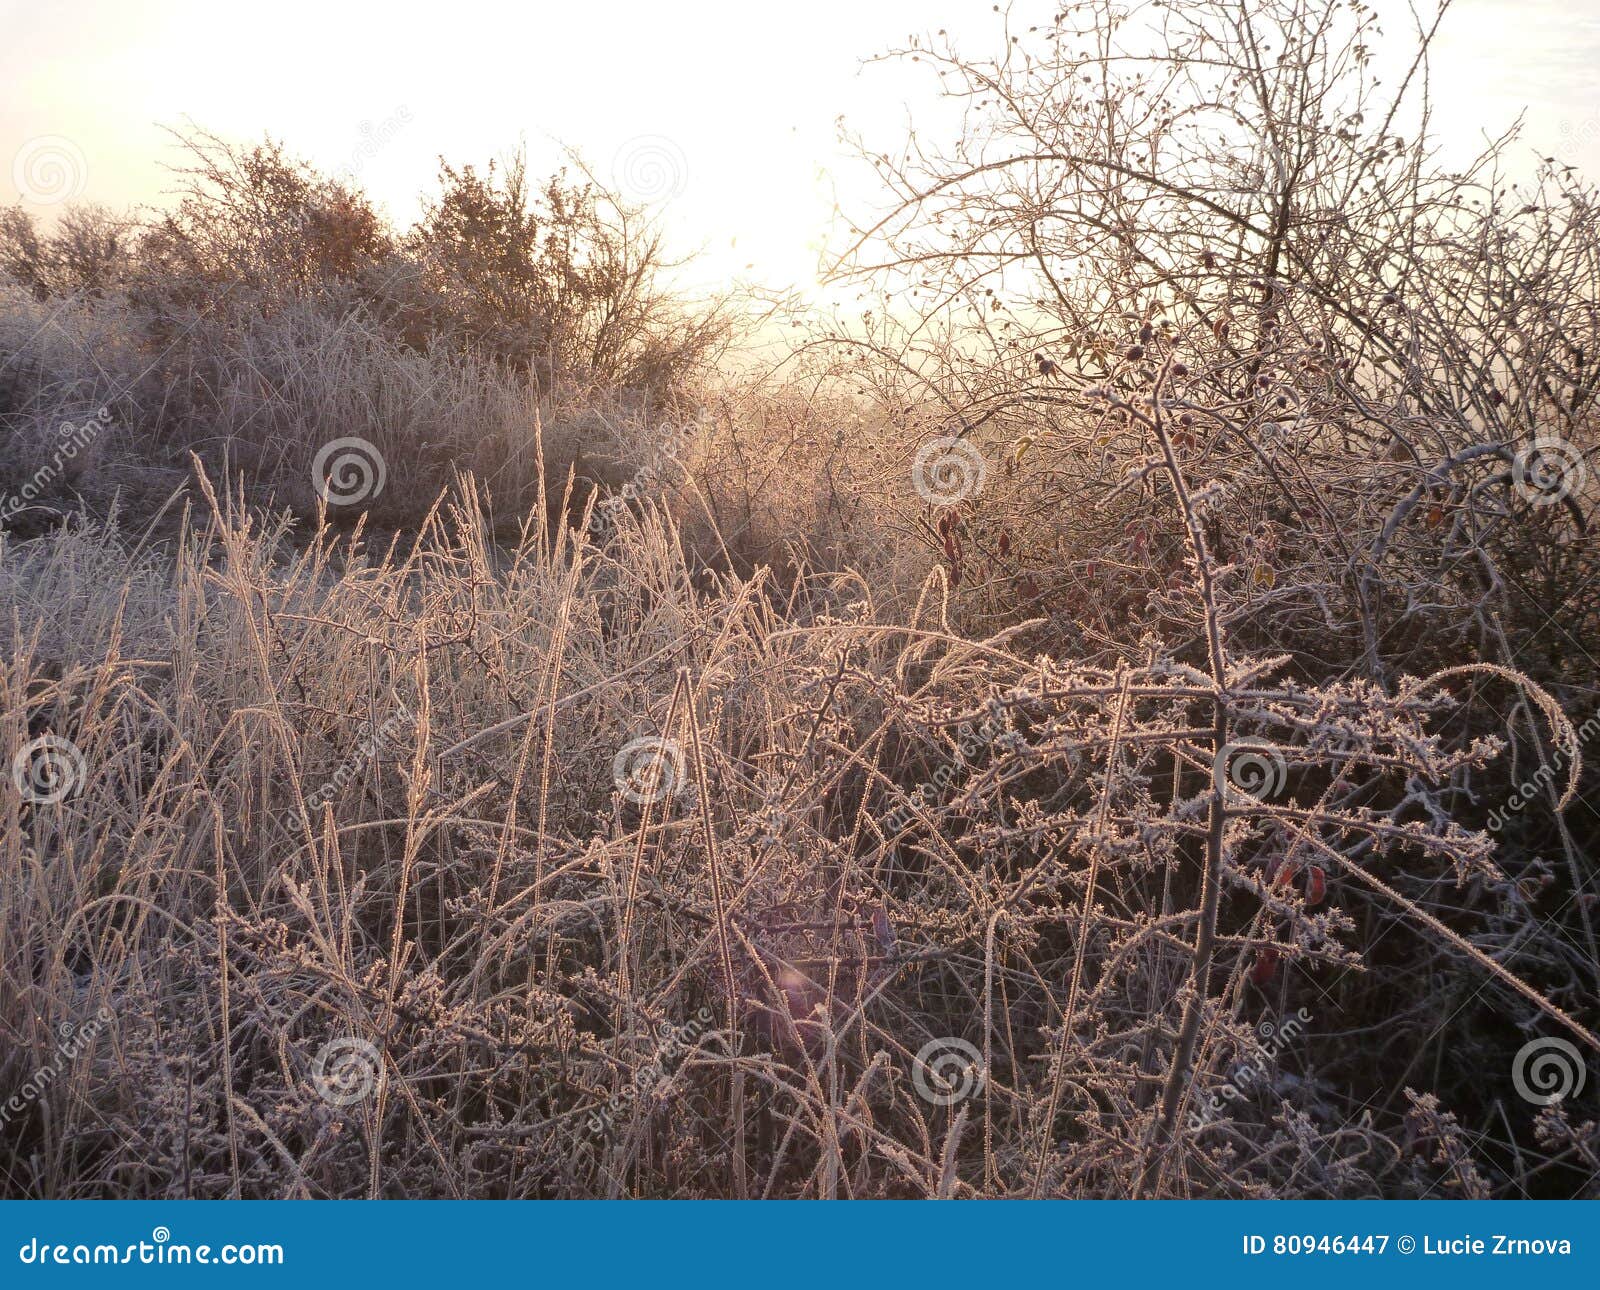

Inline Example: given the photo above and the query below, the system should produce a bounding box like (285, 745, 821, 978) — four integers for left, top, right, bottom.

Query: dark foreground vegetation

(2, 0, 1597, 1197)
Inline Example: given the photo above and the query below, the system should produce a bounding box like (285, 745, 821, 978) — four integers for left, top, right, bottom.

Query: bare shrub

(1, 3, 1596, 1201)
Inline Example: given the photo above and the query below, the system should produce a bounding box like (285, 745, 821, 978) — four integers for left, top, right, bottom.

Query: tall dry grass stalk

(2, 458, 1590, 1198)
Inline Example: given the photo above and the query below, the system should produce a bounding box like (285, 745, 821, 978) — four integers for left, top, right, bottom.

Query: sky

(3, 0, 1599, 300)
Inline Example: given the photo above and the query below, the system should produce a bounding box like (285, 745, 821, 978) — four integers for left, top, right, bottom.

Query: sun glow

(6, 0, 1596, 302)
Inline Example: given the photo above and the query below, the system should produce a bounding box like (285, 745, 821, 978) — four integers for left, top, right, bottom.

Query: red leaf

(1250, 947, 1280, 986)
